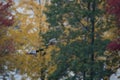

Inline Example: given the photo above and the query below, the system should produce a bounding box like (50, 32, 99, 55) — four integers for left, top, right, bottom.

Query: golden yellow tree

(6, 0, 56, 80)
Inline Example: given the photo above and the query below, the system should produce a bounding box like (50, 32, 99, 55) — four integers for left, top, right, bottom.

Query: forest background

(0, 0, 120, 80)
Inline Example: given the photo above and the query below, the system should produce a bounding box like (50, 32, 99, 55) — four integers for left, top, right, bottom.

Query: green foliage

(44, 0, 113, 80)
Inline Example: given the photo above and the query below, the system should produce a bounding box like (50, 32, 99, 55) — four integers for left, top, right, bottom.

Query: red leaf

(106, 0, 120, 26)
(0, 0, 14, 28)
(106, 38, 120, 51)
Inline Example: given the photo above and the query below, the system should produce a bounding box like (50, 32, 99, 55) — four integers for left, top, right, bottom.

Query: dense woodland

(0, 0, 120, 80)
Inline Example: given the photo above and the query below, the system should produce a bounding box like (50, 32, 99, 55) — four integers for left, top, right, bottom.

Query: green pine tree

(44, 0, 112, 80)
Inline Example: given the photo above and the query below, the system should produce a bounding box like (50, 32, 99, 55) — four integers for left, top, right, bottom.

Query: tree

(105, 0, 120, 75)
(44, 0, 111, 80)
(0, 0, 14, 27)
(106, 0, 120, 27)
(0, 0, 14, 55)
(8, 0, 49, 52)
(6, 0, 55, 80)
(106, 0, 120, 38)
(0, 0, 15, 76)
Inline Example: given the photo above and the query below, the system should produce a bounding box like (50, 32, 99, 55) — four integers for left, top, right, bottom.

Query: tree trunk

(90, 0, 95, 80)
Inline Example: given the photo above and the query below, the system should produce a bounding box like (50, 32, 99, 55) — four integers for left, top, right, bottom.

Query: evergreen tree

(44, 0, 111, 80)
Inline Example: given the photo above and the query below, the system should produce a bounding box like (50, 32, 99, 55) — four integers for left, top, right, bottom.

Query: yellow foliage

(9, 0, 49, 51)
(3, 0, 56, 79)
(102, 28, 117, 40)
